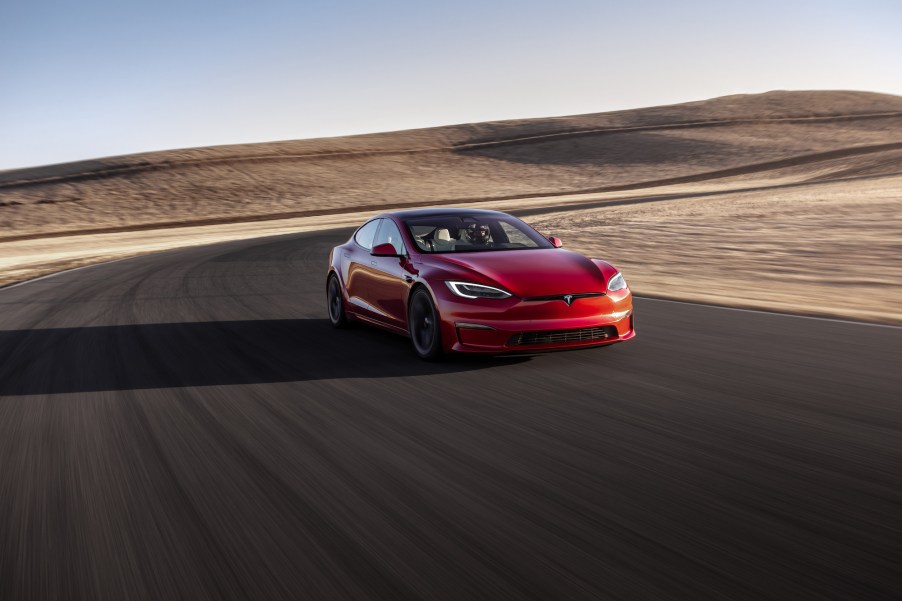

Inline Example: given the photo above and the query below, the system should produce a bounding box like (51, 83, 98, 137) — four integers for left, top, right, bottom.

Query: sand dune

(2, 90, 901, 239)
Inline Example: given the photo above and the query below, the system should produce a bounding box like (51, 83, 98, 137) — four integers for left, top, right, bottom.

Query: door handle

(370, 261, 378, 266)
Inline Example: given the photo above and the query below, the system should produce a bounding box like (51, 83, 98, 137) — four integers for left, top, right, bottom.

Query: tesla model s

(326, 208, 634, 359)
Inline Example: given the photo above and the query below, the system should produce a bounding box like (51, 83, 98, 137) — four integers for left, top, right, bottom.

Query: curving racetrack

(1, 228, 900, 600)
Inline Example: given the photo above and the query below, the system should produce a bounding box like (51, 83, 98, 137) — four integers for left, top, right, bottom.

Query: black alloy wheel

(327, 274, 348, 328)
(408, 288, 443, 360)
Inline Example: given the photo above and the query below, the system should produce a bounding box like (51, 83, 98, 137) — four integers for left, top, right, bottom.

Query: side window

(354, 219, 381, 250)
(373, 219, 406, 255)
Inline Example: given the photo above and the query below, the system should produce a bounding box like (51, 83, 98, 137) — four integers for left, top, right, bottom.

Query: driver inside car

(464, 222, 492, 245)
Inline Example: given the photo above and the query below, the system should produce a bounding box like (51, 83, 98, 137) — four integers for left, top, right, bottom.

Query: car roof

(379, 208, 508, 219)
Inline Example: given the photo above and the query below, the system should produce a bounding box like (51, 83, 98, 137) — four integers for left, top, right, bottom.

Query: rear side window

(373, 219, 406, 255)
(354, 219, 381, 250)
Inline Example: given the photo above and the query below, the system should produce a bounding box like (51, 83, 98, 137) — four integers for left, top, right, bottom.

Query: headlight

(446, 281, 512, 299)
(607, 272, 627, 292)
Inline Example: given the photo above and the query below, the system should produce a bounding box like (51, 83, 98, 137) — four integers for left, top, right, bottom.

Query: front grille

(507, 326, 617, 346)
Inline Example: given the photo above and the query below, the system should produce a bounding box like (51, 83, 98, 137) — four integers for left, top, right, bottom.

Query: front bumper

(436, 286, 635, 354)
(450, 311, 634, 353)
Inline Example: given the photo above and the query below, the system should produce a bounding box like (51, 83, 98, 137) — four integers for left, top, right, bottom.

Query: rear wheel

(408, 288, 443, 360)
(327, 274, 348, 328)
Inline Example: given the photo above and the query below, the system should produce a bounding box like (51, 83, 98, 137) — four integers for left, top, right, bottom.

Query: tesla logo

(563, 295, 574, 306)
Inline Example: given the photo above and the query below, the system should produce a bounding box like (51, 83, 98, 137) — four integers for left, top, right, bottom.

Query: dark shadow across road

(0, 319, 518, 395)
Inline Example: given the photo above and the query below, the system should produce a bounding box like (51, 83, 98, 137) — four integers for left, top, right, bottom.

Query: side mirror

(371, 243, 403, 257)
(548, 236, 563, 248)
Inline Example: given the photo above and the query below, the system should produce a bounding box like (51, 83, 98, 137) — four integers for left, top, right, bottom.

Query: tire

(408, 287, 443, 360)
(326, 274, 348, 328)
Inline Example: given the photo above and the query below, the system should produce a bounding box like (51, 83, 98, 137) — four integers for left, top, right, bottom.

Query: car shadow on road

(0, 319, 528, 395)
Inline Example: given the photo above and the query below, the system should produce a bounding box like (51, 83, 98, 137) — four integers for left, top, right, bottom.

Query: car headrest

(435, 228, 451, 241)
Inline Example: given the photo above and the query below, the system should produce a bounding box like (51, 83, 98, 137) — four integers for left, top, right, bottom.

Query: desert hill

(2, 90, 901, 240)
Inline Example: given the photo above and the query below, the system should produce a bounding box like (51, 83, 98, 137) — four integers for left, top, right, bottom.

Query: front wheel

(408, 288, 443, 360)
(327, 274, 348, 328)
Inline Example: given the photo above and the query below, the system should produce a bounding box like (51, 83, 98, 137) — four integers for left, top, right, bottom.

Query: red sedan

(327, 209, 635, 359)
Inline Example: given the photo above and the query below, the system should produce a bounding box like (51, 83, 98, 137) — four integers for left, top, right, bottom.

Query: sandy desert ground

(2, 90, 901, 323)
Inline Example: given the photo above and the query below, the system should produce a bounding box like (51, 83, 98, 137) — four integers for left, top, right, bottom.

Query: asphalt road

(1, 229, 900, 601)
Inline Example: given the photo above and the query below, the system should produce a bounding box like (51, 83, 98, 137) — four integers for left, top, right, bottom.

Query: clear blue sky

(1, 0, 900, 170)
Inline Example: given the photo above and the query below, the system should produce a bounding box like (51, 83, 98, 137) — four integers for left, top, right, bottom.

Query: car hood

(425, 249, 608, 297)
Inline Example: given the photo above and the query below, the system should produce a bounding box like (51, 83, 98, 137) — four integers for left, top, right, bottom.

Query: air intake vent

(508, 326, 617, 346)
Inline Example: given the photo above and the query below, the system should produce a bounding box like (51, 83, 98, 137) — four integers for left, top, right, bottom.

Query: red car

(326, 209, 635, 359)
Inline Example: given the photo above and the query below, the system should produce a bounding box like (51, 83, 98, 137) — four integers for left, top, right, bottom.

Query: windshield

(404, 214, 553, 253)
